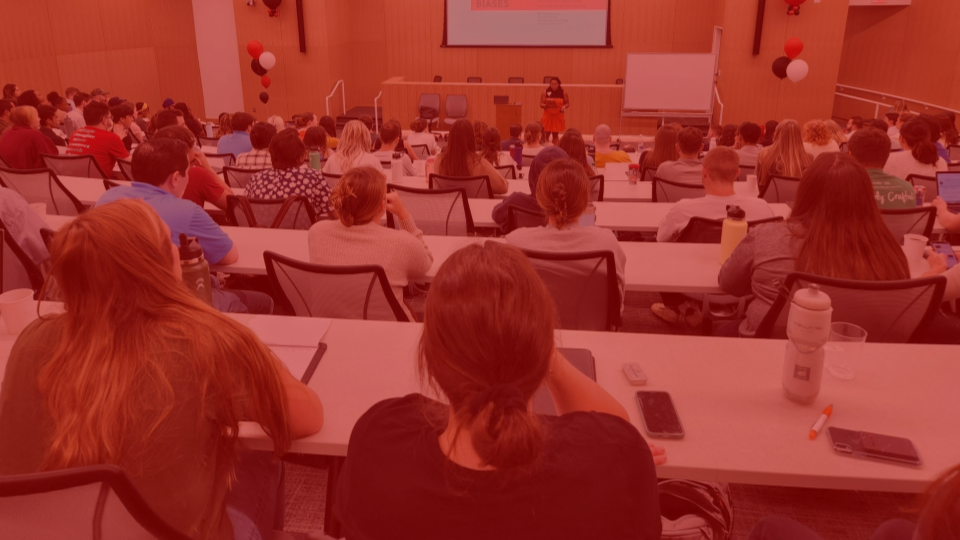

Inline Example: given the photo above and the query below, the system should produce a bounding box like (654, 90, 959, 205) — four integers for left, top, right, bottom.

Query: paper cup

(0, 289, 38, 335)
(29, 203, 46, 217)
(903, 234, 928, 264)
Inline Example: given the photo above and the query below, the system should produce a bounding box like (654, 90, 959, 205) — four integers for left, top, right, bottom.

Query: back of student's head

(231, 112, 255, 132)
(409, 118, 427, 133)
(320, 115, 337, 137)
(677, 127, 704, 155)
(885, 112, 899, 125)
(10, 106, 38, 127)
(593, 123, 612, 145)
(153, 125, 196, 148)
(172, 102, 194, 121)
(0, 99, 14, 117)
(900, 118, 940, 166)
(219, 112, 233, 134)
(704, 147, 739, 183)
(294, 112, 316, 130)
(557, 129, 592, 175)
(38, 104, 58, 127)
(331, 166, 385, 227)
(643, 125, 679, 170)
(420, 241, 555, 470)
(824, 119, 847, 144)
(358, 114, 374, 130)
(302, 126, 327, 151)
(761, 120, 778, 144)
(250, 121, 278, 150)
(867, 119, 888, 132)
(131, 138, 190, 186)
(524, 122, 543, 145)
(269, 128, 306, 170)
(379, 120, 402, 145)
(110, 102, 134, 123)
(849, 116, 864, 129)
(738, 122, 761, 145)
(17, 90, 40, 108)
(337, 120, 372, 170)
(717, 124, 737, 147)
(509, 123, 522, 138)
(535, 159, 590, 228)
(480, 127, 502, 164)
(898, 112, 918, 125)
(73, 92, 91, 108)
(152, 109, 183, 131)
(527, 146, 568, 193)
(82, 101, 111, 127)
(848, 127, 891, 169)
(791, 153, 908, 281)
(439, 119, 478, 177)
(802, 120, 830, 146)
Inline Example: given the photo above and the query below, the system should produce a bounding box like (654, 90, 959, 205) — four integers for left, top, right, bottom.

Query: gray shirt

(736, 145, 762, 168)
(655, 158, 703, 185)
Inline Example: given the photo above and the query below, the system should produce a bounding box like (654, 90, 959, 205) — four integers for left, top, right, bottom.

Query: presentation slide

(445, 0, 611, 47)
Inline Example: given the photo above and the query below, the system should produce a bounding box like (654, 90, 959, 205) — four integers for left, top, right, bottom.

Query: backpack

(659, 480, 733, 540)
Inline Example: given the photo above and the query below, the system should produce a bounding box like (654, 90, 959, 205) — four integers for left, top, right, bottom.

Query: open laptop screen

(937, 172, 960, 204)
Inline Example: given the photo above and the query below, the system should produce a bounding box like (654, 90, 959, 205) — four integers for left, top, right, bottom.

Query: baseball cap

(107, 96, 124, 107)
(91, 88, 110, 96)
(162, 98, 175, 108)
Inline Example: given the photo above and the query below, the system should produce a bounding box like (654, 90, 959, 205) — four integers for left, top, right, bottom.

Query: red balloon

(261, 75, 271, 89)
(247, 40, 263, 59)
(784, 38, 804, 59)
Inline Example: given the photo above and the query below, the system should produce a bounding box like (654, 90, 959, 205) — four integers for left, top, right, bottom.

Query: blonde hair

(757, 119, 812, 187)
(331, 166, 386, 226)
(535, 159, 590, 229)
(37, 200, 291, 476)
(336, 120, 373, 171)
(10, 105, 38, 127)
(802, 120, 831, 146)
(703, 146, 739, 183)
(824, 119, 847, 145)
(523, 122, 542, 146)
(267, 115, 285, 131)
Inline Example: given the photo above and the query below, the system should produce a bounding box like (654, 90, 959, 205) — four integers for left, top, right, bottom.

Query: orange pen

(809, 405, 833, 440)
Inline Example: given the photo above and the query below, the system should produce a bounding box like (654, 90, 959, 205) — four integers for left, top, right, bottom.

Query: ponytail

(331, 166, 385, 227)
(901, 119, 940, 166)
(535, 159, 589, 229)
(466, 385, 544, 469)
(481, 127, 502, 166)
(524, 122, 542, 146)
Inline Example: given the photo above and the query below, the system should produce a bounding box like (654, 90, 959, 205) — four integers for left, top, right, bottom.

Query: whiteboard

(623, 53, 716, 112)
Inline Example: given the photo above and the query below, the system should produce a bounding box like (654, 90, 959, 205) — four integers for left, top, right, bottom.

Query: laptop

(493, 95, 510, 105)
(936, 172, 960, 212)
(533, 348, 596, 416)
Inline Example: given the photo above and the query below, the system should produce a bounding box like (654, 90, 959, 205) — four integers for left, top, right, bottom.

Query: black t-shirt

(336, 394, 661, 540)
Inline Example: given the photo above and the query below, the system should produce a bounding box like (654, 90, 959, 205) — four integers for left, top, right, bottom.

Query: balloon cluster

(785, 0, 805, 16)
(247, 40, 276, 104)
(772, 38, 808, 83)
(264, 0, 282, 17)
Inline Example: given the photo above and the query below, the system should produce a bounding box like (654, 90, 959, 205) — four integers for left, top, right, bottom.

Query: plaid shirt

(235, 148, 272, 169)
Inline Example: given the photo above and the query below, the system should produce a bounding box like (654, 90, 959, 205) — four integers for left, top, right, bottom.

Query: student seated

(153, 125, 235, 211)
(37, 104, 66, 146)
(407, 118, 437, 155)
(801, 120, 840, 159)
(319, 115, 340, 149)
(63, 92, 90, 136)
(848, 127, 915, 209)
(0, 99, 14, 136)
(639, 125, 679, 172)
(522, 121, 546, 157)
(247, 129, 332, 216)
(655, 126, 704, 184)
(358, 114, 379, 149)
(371, 119, 417, 176)
(557, 129, 595, 176)
(883, 118, 947, 180)
(335, 241, 663, 540)
(302, 126, 333, 161)
(736, 122, 763, 167)
(480, 126, 517, 170)
(756, 120, 812, 189)
(717, 124, 737, 147)
(500, 122, 523, 151)
(65, 101, 130, 176)
(759, 120, 778, 147)
(0, 105, 57, 169)
(592, 124, 631, 168)
(845, 115, 864, 135)
(322, 120, 384, 175)
(111, 101, 144, 151)
(216, 112, 255, 157)
(96, 139, 275, 314)
(0, 199, 324, 540)
(492, 147, 568, 232)
(718, 154, 909, 337)
(824, 119, 847, 148)
(433, 119, 508, 195)
(236, 121, 278, 169)
(505, 159, 625, 306)
(294, 111, 319, 139)
(307, 167, 433, 320)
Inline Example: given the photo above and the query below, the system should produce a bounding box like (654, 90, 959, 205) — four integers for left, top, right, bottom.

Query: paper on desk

(246, 316, 331, 347)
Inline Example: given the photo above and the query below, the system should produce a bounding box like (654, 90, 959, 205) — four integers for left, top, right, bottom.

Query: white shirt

(322, 152, 384, 175)
(883, 150, 947, 181)
(803, 140, 840, 159)
(888, 126, 901, 150)
(0, 187, 50, 266)
(657, 193, 777, 243)
(64, 109, 85, 137)
(735, 145, 762, 167)
(405, 132, 437, 155)
(372, 150, 415, 176)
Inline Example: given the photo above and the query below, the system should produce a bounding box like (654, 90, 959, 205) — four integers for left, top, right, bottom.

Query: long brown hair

(438, 119, 479, 177)
(641, 125, 679, 170)
(419, 241, 555, 470)
(535, 159, 590, 229)
(473, 120, 489, 152)
(480, 127, 503, 166)
(331, 166, 386, 226)
(789, 154, 908, 280)
(900, 118, 940, 166)
(757, 119, 812, 187)
(523, 122, 542, 147)
(37, 200, 291, 474)
(557, 129, 594, 176)
(916, 463, 960, 539)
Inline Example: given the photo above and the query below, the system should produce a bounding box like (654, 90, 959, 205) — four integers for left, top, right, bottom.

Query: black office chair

(906, 174, 936, 203)
(417, 93, 441, 131)
(0, 167, 85, 216)
(386, 184, 474, 236)
(508, 77, 524, 84)
(880, 207, 937, 242)
(116, 159, 134, 181)
(0, 223, 45, 297)
(40, 154, 108, 180)
(543, 76, 556, 84)
(504, 206, 546, 233)
(226, 195, 317, 230)
(760, 175, 801, 204)
(588, 174, 604, 202)
(676, 216, 784, 243)
(433, 75, 442, 83)
(495, 164, 517, 179)
(652, 176, 707, 203)
(615, 78, 624, 84)
(520, 248, 621, 331)
(429, 173, 493, 199)
(222, 166, 266, 190)
(202, 152, 235, 168)
(467, 76, 482, 83)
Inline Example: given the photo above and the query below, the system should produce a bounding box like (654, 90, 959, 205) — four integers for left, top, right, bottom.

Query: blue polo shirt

(96, 182, 234, 264)
(216, 132, 253, 158)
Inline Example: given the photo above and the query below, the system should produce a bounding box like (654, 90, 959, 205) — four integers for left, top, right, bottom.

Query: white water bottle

(204, 122, 214, 138)
(745, 174, 760, 198)
(391, 152, 403, 183)
(782, 285, 833, 404)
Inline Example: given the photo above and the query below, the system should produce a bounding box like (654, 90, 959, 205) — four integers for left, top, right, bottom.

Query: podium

(496, 104, 522, 139)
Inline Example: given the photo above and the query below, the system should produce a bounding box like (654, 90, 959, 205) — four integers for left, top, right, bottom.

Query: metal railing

(325, 80, 346, 117)
(835, 84, 960, 116)
(714, 86, 724, 125)
(373, 90, 383, 135)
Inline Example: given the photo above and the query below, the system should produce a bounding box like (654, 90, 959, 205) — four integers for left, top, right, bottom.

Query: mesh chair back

(508, 77, 524, 84)
(324, 172, 342, 190)
(103, 179, 122, 190)
(760, 175, 801, 204)
(737, 165, 756, 182)
(116, 159, 134, 181)
(676, 216, 784, 244)
(223, 166, 265, 189)
(197, 136, 219, 147)
(588, 174, 604, 202)
(642, 166, 657, 183)
(429, 173, 492, 199)
(40, 154, 107, 180)
(386, 184, 474, 236)
(411, 144, 431, 159)
(652, 176, 706, 202)
(466, 76, 482, 83)
(754, 273, 945, 343)
(907, 174, 937, 202)
(264, 251, 409, 321)
(418, 93, 441, 121)
(0, 226, 44, 296)
(444, 95, 468, 120)
(0, 465, 191, 540)
(203, 152, 235, 168)
(880, 207, 937, 242)
(494, 164, 517, 179)
(226, 195, 316, 229)
(505, 206, 545, 233)
(949, 145, 960, 161)
(0, 168, 84, 216)
(522, 154, 537, 167)
(520, 248, 621, 331)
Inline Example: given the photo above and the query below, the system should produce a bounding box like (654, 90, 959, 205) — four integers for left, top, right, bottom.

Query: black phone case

(826, 427, 921, 466)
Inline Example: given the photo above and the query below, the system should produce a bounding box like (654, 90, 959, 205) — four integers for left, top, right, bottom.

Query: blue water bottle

(511, 144, 523, 168)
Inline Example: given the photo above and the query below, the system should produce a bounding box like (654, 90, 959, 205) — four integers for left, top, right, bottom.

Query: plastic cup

(903, 234, 928, 265)
(29, 203, 46, 217)
(0, 289, 39, 335)
(826, 322, 868, 380)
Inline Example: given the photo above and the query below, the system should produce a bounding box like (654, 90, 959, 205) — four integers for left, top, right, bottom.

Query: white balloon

(786, 59, 809, 82)
(259, 51, 277, 70)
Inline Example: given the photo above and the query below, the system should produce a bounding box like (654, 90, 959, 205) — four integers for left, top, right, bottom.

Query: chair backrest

(754, 272, 945, 343)
(508, 77, 524, 84)
(520, 248, 621, 331)
(411, 144, 431, 159)
(737, 165, 756, 182)
(222, 166, 266, 189)
(226, 195, 316, 229)
(264, 251, 409, 321)
(386, 184, 474, 236)
(197, 136, 219, 147)
(116, 159, 134, 181)
(505, 206, 545, 233)
(0, 225, 44, 296)
(839, 142, 849, 153)
(494, 164, 517, 179)
(676, 216, 784, 244)
(880, 207, 937, 242)
(40, 228, 56, 251)
(0, 464, 191, 540)
(588, 174, 604, 202)
(324, 172, 343, 191)
(906, 174, 937, 202)
(429, 173, 492, 199)
(522, 154, 537, 167)
(40, 154, 107, 180)
(445, 95, 468, 119)
(0, 168, 85, 216)
(948, 144, 960, 161)
(760, 174, 801, 204)
(103, 179, 122, 191)
(466, 77, 482, 83)
(203, 152, 236, 168)
(615, 78, 625, 84)
(418, 93, 441, 119)
(642, 166, 657, 183)
(652, 176, 706, 203)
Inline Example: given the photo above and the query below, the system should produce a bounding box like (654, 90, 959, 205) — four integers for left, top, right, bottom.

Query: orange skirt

(541, 98, 565, 133)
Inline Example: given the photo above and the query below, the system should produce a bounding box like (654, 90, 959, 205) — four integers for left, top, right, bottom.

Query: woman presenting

(540, 77, 569, 145)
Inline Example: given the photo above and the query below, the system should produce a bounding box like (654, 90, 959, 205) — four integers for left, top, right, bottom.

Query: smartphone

(931, 242, 959, 269)
(636, 391, 684, 439)
(826, 427, 921, 466)
(300, 342, 327, 384)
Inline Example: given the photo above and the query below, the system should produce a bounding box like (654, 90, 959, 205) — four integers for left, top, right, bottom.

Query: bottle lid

(178, 234, 204, 262)
(726, 205, 746, 220)
(792, 283, 832, 310)
(629, 163, 640, 169)
(392, 152, 402, 159)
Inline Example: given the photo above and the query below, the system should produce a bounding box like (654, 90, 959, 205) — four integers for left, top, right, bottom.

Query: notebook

(936, 172, 960, 212)
(532, 348, 596, 416)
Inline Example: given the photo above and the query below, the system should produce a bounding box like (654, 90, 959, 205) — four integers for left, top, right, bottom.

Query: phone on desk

(826, 427, 921, 466)
(300, 342, 327, 384)
(636, 391, 684, 439)
(931, 242, 958, 269)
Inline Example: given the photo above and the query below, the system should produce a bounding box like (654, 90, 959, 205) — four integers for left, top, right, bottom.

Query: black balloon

(259, 92, 269, 104)
(772, 56, 791, 79)
(263, 0, 282, 9)
(251, 59, 267, 76)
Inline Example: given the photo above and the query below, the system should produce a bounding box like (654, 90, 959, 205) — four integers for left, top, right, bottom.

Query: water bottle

(745, 174, 760, 198)
(204, 122, 214, 138)
(179, 234, 213, 305)
(425, 156, 435, 178)
(309, 149, 321, 170)
(627, 163, 640, 184)
(511, 144, 523, 168)
(719, 205, 748, 264)
(392, 152, 403, 182)
(782, 285, 833, 404)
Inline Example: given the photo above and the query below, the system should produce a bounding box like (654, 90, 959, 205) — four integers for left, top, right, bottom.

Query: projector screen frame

(442, 0, 613, 49)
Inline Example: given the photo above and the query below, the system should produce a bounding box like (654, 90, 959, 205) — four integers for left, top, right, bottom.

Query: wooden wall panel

(155, 44, 206, 117)
(56, 51, 113, 94)
(45, 0, 108, 55)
